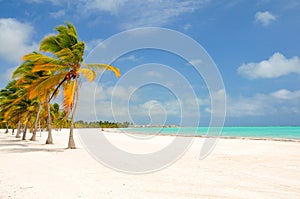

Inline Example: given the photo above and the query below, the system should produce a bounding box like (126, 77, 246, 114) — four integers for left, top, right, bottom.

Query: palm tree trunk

(31, 103, 42, 141)
(5, 123, 9, 134)
(12, 128, 14, 135)
(68, 120, 76, 149)
(45, 100, 53, 144)
(16, 117, 21, 138)
(68, 80, 79, 149)
(22, 116, 31, 140)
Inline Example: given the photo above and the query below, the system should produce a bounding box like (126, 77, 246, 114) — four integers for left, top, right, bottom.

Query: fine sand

(0, 129, 299, 199)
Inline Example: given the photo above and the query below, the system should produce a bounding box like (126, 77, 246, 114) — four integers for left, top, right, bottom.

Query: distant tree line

(74, 120, 131, 128)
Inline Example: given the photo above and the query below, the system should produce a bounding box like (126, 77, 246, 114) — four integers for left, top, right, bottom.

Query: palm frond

(39, 35, 61, 53)
(28, 73, 66, 100)
(63, 80, 77, 111)
(12, 60, 34, 79)
(84, 63, 120, 77)
(79, 68, 96, 82)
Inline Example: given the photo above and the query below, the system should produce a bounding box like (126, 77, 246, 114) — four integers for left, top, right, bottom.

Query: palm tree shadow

(1, 147, 65, 153)
(0, 137, 66, 153)
(0, 138, 28, 148)
(0, 143, 28, 148)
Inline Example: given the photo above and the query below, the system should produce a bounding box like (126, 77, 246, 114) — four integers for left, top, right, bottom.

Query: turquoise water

(119, 126, 300, 140)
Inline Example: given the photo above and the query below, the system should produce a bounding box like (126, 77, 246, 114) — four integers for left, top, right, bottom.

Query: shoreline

(101, 128, 300, 143)
(2, 127, 299, 143)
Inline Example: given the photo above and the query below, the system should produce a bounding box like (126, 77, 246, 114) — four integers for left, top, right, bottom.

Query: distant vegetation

(74, 120, 131, 128)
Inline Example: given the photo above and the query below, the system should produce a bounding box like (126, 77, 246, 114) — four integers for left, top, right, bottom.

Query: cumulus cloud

(0, 18, 38, 64)
(75, 80, 204, 125)
(66, 79, 300, 125)
(238, 52, 300, 79)
(227, 89, 300, 117)
(270, 89, 300, 100)
(255, 11, 276, 26)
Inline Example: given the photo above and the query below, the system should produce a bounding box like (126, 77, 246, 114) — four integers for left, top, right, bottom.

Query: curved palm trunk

(30, 103, 42, 141)
(45, 99, 53, 144)
(5, 123, 9, 134)
(16, 117, 21, 138)
(22, 115, 31, 140)
(68, 80, 79, 149)
(22, 125, 27, 140)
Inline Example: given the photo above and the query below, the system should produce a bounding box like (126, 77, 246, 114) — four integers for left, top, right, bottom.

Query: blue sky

(0, 0, 300, 126)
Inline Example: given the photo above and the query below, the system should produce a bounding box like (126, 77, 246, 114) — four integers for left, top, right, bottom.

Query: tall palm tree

(23, 22, 120, 148)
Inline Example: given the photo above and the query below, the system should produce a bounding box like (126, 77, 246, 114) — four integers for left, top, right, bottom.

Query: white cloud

(238, 52, 300, 79)
(24, 0, 210, 30)
(25, 0, 61, 5)
(255, 11, 276, 26)
(75, 80, 203, 124)
(73, 81, 300, 124)
(85, 38, 103, 53)
(270, 89, 300, 100)
(121, 0, 207, 29)
(227, 89, 300, 117)
(188, 59, 202, 66)
(183, 23, 192, 31)
(77, 0, 210, 29)
(116, 55, 140, 63)
(80, 0, 128, 14)
(50, 9, 65, 18)
(0, 18, 38, 64)
(145, 71, 162, 78)
(0, 18, 38, 84)
(1, 66, 17, 83)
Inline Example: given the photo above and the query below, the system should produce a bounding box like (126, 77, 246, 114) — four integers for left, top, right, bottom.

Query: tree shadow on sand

(1, 147, 65, 153)
(0, 136, 66, 153)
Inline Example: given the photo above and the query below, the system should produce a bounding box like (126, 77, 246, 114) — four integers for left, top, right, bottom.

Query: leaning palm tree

(12, 59, 51, 142)
(23, 22, 120, 148)
(0, 80, 23, 138)
(3, 80, 38, 140)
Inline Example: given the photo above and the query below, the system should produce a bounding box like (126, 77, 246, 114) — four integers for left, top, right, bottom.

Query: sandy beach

(0, 129, 299, 199)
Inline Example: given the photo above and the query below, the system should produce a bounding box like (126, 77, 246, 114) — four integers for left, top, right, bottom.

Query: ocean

(119, 126, 300, 141)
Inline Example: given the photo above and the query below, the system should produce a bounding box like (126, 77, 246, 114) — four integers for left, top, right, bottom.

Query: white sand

(0, 129, 299, 199)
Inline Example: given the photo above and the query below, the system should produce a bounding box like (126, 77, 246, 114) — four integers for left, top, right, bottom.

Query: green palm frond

(12, 60, 34, 79)
(23, 53, 66, 72)
(39, 35, 61, 53)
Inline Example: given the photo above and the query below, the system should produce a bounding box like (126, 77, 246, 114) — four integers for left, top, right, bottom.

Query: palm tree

(5, 84, 38, 140)
(3, 81, 38, 140)
(23, 22, 120, 148)
(0, 81, 23, 138)
(12, 60, 51, 142)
